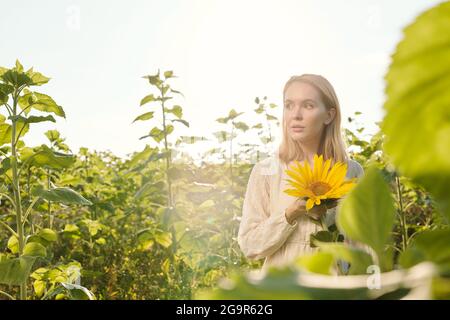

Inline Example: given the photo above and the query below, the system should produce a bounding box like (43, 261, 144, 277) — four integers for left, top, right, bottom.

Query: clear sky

(0, 0, 443, 159)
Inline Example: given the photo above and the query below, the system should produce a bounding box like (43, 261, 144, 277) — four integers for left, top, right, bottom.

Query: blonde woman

(237, 74, 364, 274)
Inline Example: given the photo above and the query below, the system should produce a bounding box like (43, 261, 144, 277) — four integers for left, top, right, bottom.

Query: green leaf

(37, 228, 58, 242)
(216, 117, 228, 124)
(1, 69, 33, 87)
(382, 1, 450, 221)
(336, 166, 396, 271)
(45, 129, 60, 141)
(15, 59, 24, 72)
(23, 242, 47, 258)
(148, 126, 165, 143)
(33, 187, 92, 206)
(154, 231, 172, 248)
(62, 224, 81, 240)
(234, 121, 249, 131)
(166, 105, 182, 118)
(400, 229, 450, 269)
(310, 230, 334, 245)
(295, 252, 334, 275)
(170, 88, 184, 97)
(164, 70, 174, 79)
(28, 71, 50, 86)
(82, 219, 103, 236)
(34, 279, 46, 298)
(9, 115, 56, 124)
(171, 119, 189, 127)
(254, 105, 264, 114)
(18, 90, 65, 117)
(21, 145, 76, 169)
(60, 283, 96, 300)
(7, 235, 19, 254)
(314, 241, 373, 275)
(128, 145, 155, 167)
(228, 109, 244, 120)
(132, 111, 154, 122)
(140, 94, 156, 106)
(0, 83, 13, 104)
(134, 180, 165, 199)
(0, 256, 37, 285)
(0, 122, 29, 146)
(143, 70, 162, 86)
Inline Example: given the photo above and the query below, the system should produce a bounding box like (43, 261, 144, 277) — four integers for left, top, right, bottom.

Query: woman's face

(283, 81, 335, 143)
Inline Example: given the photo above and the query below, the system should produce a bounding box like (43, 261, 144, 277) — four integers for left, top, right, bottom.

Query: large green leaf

(295, 252, 334, 275)
(33, 186, 92, 206)
(196, 262, 437, 300)
(37, 228, 58, 242)
(23, 242, 47, 258)
(400, 228, 450, 270)
(18, 89, 65, 117)
(336, 166, 396, 270)
(315, 241, 373, 275)
(0, 256, 37, 286)
(21, 145, 76, 169)
(0, 122, 29, 146)
(10, 115, 56, 124)
(382, 1, 450, 221)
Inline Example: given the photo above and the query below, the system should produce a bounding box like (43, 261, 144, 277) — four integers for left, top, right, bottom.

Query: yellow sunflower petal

(284, 178, 306, 190)
(286, 168, 307, 186)
(297, 162, 312, 185)
(326, 162, 345, 186)
(313, 154, 324, 181)
(304, 160, 313, 183)
(306, 198, 315, 210)
(328, 163, 348, 187)
(321, 158, 332, 181)
(327, 181, 356, 197)
(283, 189, 303, 197)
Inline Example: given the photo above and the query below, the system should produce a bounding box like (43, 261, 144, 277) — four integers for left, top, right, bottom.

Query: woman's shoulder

(346, 158, 364, 179)
(253, 154, 283, 177)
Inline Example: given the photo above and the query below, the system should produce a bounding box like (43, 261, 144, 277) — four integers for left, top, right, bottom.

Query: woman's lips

(291, 126, 305, 132)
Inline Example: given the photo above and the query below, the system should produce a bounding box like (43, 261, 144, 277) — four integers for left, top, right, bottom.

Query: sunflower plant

(283, 154, 357, 244)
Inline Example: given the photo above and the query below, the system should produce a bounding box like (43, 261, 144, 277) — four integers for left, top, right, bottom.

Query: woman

(237, 74, 364, 274)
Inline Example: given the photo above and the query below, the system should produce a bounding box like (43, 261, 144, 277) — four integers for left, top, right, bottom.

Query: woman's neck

(300, 138, 320, 166)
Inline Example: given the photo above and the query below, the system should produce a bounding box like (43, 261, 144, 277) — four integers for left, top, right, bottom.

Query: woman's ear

(325, 107, 336, 125)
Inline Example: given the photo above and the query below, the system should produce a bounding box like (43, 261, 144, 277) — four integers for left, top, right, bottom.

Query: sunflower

(283, 154, 357, 211)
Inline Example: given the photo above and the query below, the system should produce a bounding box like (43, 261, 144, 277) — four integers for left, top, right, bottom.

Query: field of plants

(1, 1, 449, 300)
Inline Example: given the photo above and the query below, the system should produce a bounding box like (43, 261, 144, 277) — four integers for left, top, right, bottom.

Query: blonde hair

(277, 74, 348, 166)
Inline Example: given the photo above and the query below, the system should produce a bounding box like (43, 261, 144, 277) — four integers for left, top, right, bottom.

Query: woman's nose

(293, 105, 303, 119)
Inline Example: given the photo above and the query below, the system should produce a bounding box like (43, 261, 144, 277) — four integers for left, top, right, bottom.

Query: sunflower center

(309, 182, 331, 196)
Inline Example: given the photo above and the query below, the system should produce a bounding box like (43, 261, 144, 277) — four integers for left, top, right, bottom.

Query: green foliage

(382, 1, 450, 222)
(337, 166, 395, 271)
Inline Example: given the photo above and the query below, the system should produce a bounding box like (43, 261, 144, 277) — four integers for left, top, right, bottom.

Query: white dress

(237, 154, 364, 274)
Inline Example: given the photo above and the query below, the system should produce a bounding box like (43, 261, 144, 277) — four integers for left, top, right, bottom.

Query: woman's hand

(307, 199, 338, 220)
(306, 203, 328, 220)
(285, 198, 307, 225)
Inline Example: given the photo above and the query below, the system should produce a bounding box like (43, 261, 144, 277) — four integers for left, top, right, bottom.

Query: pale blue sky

(0, 0, 443, 158)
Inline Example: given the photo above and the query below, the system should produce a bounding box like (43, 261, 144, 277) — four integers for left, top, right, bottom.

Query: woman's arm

(237, 162, 298, 260)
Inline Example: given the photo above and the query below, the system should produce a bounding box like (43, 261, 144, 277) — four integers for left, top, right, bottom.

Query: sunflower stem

(320, 216, 328, 232)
